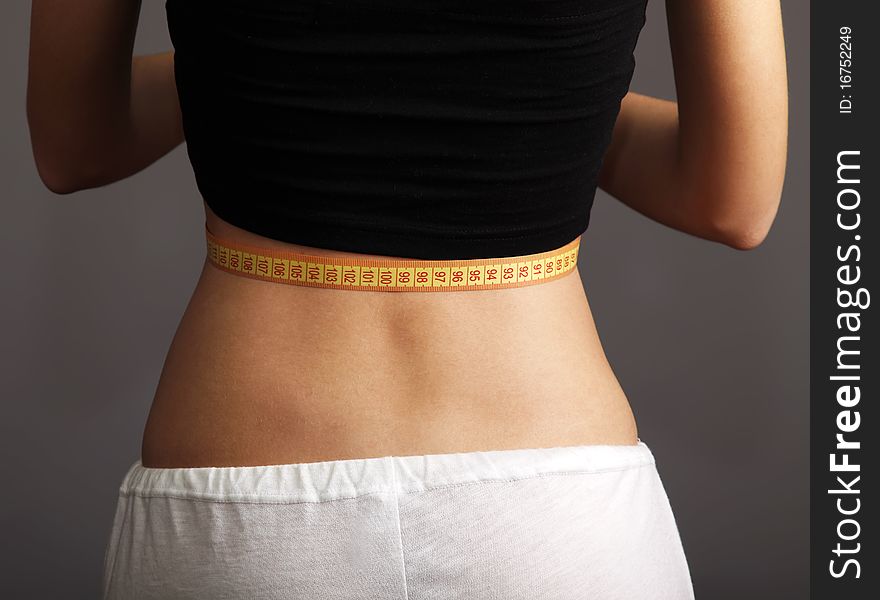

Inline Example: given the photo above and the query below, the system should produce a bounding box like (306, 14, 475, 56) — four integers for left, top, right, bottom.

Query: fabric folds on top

(166, 0, 649, 259)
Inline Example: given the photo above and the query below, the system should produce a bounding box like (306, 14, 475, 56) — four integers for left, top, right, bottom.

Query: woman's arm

(597, 0, 789, 250)
(27, 1, 183, 194)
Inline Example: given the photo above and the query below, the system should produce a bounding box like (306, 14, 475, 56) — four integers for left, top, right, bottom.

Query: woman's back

(141, 203, 636, 467)
(141, 0, 647, 467)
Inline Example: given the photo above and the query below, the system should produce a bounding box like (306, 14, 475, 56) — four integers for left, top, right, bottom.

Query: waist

(139, 209, 636, 468)
(205, 222, 580, 291)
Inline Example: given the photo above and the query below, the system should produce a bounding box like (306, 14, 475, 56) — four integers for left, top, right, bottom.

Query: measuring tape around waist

(205, 223, 580, 292)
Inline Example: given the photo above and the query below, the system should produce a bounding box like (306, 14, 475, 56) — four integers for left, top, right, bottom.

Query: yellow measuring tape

(205, 223, 580, 292)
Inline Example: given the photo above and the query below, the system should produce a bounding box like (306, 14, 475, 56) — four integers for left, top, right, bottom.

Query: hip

(104, 441, 693, 599)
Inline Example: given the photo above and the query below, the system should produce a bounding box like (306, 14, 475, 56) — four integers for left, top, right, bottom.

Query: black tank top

(166, 0, 648, 259)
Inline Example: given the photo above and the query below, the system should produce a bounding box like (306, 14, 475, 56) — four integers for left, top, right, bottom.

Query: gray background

(1, 1, 808, 598)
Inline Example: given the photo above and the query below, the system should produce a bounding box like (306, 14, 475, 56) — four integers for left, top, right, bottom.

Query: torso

(140, 203, 638, 468)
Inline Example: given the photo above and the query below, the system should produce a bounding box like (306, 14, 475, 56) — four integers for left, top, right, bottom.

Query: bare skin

(142, 203, 638, 466)
(27, 1, 787, 467)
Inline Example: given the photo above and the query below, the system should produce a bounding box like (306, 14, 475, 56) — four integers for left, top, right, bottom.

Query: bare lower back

(140, 211, 637, 468)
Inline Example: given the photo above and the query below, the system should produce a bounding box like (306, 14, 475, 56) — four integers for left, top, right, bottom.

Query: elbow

(721, 223, 772, 251)
(702, 187, 784, 251)
(28, 131, 82, 195)
(683, 123, 788, 252)
(27, 110, 112, 195)
(29, 138, 109, 195)
(31, 135, 134, 195)
(33, 155, 83, 195)
(27, 107, 81, 195)
(700, 169, 787, 252)
(710, 204, 780, 251)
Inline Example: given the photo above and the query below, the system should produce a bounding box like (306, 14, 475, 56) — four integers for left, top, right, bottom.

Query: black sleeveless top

(166, 0, 648, 259)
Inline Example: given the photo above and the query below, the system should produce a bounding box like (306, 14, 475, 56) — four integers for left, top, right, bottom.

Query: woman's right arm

(597, 0, 789, 250)
(27, 1, 183, 194)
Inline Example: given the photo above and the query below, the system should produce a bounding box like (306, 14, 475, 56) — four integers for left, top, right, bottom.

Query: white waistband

(119, 441, 656, 503)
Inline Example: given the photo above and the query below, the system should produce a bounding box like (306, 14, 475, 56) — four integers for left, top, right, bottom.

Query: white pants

(102, 441, 694, 599)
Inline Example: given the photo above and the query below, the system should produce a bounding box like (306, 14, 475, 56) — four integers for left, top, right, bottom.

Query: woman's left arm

(597, 0, 789, 249)
(27, 1, 183, 194)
